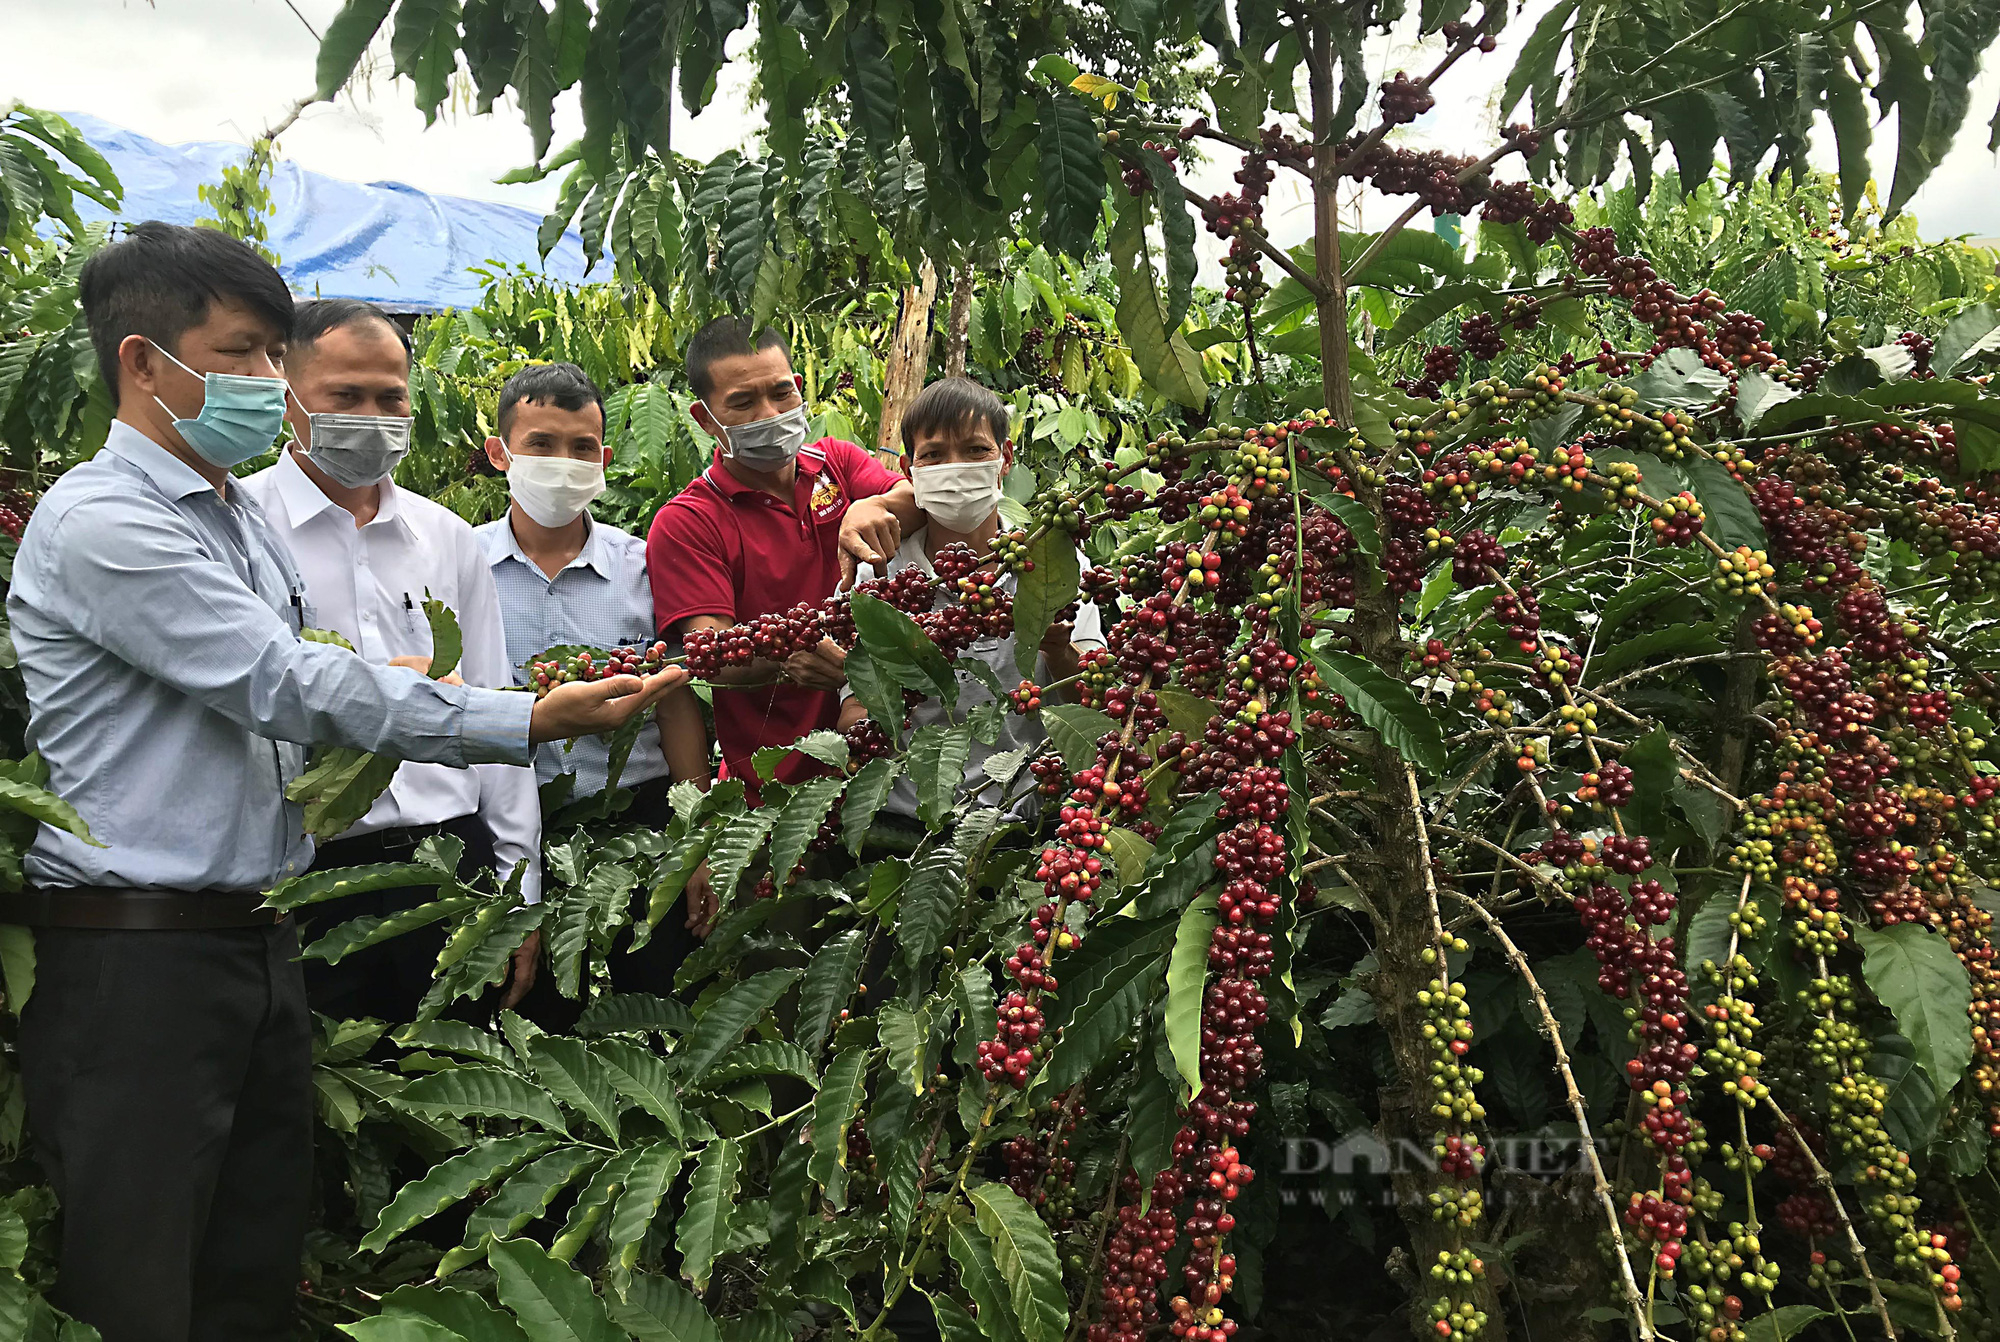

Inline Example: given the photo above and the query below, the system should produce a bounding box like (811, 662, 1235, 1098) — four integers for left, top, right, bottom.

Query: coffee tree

(309, 0, 2000, 1338)
(0, 2, 1995, 1339)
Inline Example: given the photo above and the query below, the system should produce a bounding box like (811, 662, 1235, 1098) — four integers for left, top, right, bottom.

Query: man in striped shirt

(478, 364, 717, 953)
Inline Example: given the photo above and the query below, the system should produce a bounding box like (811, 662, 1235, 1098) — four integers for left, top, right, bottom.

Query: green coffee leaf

(488, 1236, 624, 1342)
(1855, 922, 1974, 1086)
(796, 926, 867, 1053)
(361, 1133, 558, 1253)
(606, 1142, 684, 1271)
(677, 1138, 743, 1291)
(606, 1275, 722, 1342)
(444, 1146, 605, 1275)
(967, 1182, 1069, 1342)
(526, 1036, 624, 1142)
(1012, 530, 1082, 679)
(1304, 645, 1447, 773)
(1165, 893, 1219, 1097)
(590, 1038, 684, 1139)
(394, 1065, 569, 1134)
(809, 1047, 871, 1208)
(675, 967, 802, 1083)
(947, 1223, 1028, 1342)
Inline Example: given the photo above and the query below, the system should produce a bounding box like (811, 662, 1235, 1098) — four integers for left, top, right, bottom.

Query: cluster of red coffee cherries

(526, 641, 671, 695)
(682, 546, 1013, 684)
(1536, 827, 1702, 1274)
(1089, 1167, 1186, 1342)
(1103, 128, 1182, 196)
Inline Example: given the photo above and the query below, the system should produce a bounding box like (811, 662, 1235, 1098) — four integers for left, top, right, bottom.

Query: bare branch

(1445, 886, 1656, 1340)
(1185, 188, 1326, 298)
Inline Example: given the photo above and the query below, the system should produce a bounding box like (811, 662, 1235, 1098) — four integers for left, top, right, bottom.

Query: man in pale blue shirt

(3, 223, 684, 1342)
(476, 364, 715, 1014)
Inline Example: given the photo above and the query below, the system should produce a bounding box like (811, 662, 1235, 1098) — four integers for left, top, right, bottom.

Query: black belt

(0, 887, 285, 930)
(312, 817, 477, 869)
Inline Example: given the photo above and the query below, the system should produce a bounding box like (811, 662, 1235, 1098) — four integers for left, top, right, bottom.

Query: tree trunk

(876, 259, 940, 464)
(1303, 8, 1503, 1337)
(944, 264, 975, 379)
(1713, 606, 1763, 800)
(1308, 18, 1356, 428)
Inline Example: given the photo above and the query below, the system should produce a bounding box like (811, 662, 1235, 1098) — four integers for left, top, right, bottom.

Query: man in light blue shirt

(476, 364, 715, 1013)
(476, 364, 685, 805)
(4, 223, 684, 1342)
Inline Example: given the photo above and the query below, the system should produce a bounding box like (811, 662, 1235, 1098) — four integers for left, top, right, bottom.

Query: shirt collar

(574, 515, 618, 577)
(102, 421, 223, 501)
(270, 448, 409, 535)
(896, 525, 935, 576)
(485, 511, 613, 580)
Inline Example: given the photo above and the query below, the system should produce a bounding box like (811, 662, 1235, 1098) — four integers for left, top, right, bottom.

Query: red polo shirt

(648, 438, 903, 787)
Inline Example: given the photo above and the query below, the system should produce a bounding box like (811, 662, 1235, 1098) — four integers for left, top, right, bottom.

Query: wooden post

(944, 264, 975, 378)
(876, 258, 939, 464)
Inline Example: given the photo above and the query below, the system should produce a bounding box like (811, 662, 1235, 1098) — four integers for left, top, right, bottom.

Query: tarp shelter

(64, 112, 593, 313)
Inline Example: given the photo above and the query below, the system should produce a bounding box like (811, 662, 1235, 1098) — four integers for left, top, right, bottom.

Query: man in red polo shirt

(648, 316, 919, 791)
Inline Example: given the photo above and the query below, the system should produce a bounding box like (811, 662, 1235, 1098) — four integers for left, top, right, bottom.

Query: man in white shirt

(241, 299, 543, 1020)
(838, 377, 1104, 824)
(475, 364, 716, 1007)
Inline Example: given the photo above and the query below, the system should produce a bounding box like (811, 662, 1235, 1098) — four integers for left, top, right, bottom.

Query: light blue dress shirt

(476, 512, 670, 798)
(8, 422, 535, 893)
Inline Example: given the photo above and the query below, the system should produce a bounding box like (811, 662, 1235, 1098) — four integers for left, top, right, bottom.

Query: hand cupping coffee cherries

(525, 642, 673, 697)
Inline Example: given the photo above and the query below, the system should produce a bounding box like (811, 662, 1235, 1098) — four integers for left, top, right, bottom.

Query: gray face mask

(706, 402, 810, 472)
(301, 412, 412, 489)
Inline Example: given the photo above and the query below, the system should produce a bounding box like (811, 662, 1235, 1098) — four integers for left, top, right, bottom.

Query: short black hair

(80, 221, 294, 407)
(684, 315, 791, 401)
(496, 362, 605, 440)
(290, 298, 411, 366)
(902, 376, 1010, 453)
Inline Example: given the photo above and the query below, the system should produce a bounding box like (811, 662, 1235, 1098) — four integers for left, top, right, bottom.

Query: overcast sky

(4, 0, 1996, 257)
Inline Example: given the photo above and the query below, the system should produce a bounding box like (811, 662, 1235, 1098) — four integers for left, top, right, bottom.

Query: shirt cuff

(460, 688, 535, 767)
(504, 857, 543, 905)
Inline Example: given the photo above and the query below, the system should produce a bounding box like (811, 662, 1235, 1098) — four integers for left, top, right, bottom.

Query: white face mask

(504, 450, 606, 527)
(913, 458, 1006, 533)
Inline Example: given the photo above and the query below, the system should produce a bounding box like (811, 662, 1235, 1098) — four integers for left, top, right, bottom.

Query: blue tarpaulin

(63, 112, 592, 312)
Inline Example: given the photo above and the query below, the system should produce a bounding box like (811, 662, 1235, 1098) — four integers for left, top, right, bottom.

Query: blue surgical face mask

(150, 343, 290, 469)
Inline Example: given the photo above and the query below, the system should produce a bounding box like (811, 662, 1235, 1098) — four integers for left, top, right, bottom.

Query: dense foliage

(3, 0, 2000, 1335)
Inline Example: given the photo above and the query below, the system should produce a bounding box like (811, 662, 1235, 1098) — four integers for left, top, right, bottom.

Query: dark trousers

(303, 814, 495, 1024)
(613, 778, 700, 997)
(518, 776, 698, 1031)
(18, 921, 312, 1342)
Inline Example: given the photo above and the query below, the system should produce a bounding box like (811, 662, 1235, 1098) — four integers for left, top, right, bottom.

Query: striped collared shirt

(477, 511, 671, 798)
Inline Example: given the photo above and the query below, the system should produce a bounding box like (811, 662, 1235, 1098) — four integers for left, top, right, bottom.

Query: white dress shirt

(476, 512, 670, 797)
(240, 451, 542, 901)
